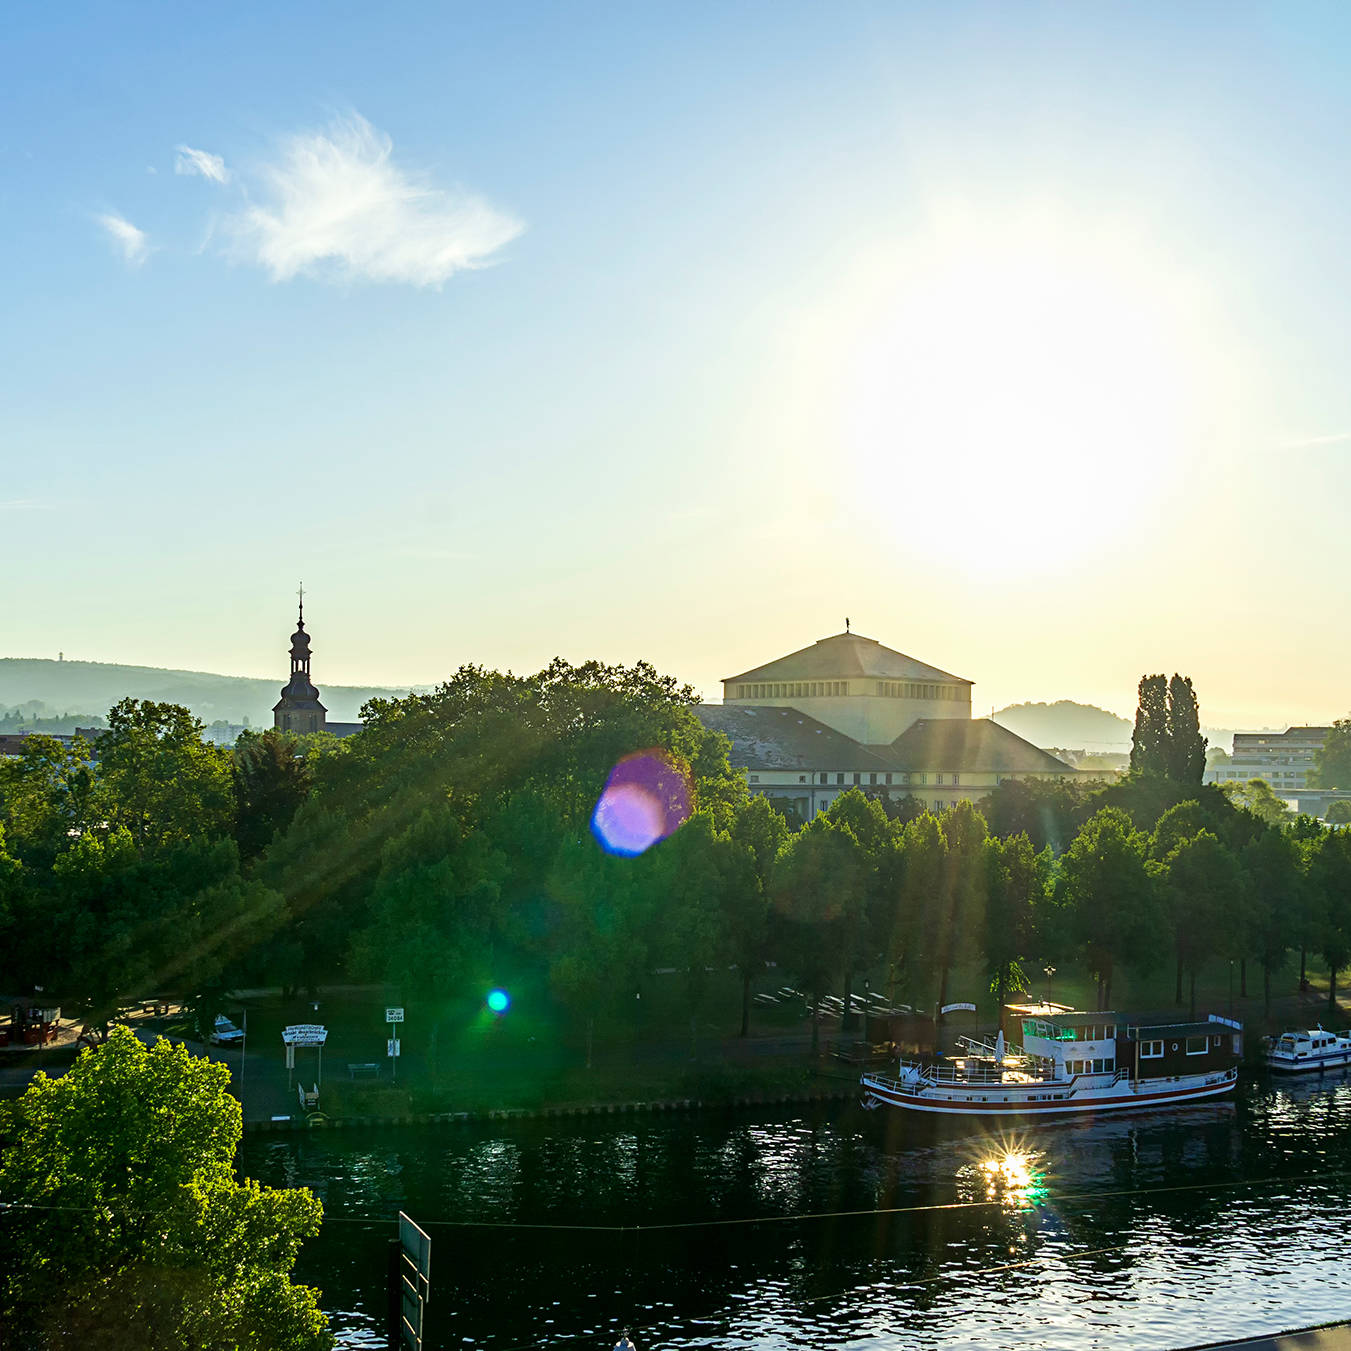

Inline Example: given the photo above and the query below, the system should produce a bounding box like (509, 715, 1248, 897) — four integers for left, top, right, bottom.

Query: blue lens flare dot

(486, 989, 510, 1014)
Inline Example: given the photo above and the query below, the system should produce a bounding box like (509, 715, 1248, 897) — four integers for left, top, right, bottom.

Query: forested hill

(0, 658, 406, 726)
(993, 700, 1133, 751)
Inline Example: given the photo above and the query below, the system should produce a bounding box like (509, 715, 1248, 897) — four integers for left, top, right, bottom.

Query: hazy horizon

(6, 4, 1350, 731)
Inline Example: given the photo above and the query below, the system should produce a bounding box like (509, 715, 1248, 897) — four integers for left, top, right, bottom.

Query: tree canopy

(0, 1027, 329, 1350)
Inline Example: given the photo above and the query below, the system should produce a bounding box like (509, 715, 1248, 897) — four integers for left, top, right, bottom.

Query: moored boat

(1265, 1027, 1351, 1073)
(860, 1007, 1241, 1118)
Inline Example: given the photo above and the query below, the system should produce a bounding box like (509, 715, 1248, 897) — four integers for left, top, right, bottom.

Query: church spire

(274, 589, 326, 734)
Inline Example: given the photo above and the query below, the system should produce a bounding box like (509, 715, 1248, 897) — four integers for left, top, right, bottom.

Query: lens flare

(486, 989, 510, 1014)
(590, 751, 692, 857)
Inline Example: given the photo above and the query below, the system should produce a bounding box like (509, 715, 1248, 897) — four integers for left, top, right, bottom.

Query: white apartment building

(1204, 727, 1329, 794)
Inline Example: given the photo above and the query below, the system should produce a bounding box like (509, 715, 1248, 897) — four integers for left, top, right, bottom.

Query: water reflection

(238, 1076, 1351, 1349)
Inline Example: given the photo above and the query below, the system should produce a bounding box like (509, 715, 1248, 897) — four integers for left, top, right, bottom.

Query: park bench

(347, 1063, 381, 1080)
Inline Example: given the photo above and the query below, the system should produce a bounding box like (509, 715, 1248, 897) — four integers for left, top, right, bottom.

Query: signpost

(282, 1024, 328, 1096)
(386, 1008, 404, 1082)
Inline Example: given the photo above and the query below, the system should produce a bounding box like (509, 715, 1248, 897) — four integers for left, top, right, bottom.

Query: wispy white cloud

(96, 212, 149, 267)
(227, 113, 523, 287)
(0, 499, 55, 511)
(1281, 431, 1351, 450)
(175, 144, 229, 183)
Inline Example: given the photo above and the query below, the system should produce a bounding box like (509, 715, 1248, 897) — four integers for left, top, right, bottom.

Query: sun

(834, 215, 1217, 576)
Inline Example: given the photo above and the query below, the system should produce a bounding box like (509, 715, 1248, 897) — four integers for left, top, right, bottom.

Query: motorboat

(1265, 1027, 1351, 1073)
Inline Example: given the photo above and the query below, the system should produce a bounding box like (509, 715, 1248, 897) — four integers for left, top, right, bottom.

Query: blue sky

(4, 3, 1351, 725)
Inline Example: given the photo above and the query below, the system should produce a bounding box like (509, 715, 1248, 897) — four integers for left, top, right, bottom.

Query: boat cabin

(1011, 1008, 1242, 1079)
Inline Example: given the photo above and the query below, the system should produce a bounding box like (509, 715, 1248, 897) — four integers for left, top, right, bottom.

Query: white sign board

(386, 1007, 405, 1023)
(387, 1038, 401, 1057)
(940, 1002, 977, 1015)
(282, 1024, 328, 1046)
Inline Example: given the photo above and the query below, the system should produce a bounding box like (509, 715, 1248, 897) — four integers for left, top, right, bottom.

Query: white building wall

(724, 686, 971, 744)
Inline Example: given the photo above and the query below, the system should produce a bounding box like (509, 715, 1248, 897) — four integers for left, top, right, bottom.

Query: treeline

(1, 663, 1348, 1053)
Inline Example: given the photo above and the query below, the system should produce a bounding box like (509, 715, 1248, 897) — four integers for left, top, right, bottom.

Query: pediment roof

(724, 632, 971, 686)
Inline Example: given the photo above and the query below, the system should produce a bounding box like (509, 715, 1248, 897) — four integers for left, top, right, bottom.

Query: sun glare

(837, 219, 1217, 576)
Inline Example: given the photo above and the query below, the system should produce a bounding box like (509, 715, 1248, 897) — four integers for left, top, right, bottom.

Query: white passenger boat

(1265, 1027, 1351, 1073)
(860, 1007, 1242, 1118)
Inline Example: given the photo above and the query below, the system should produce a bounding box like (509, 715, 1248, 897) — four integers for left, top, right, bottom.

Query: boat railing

(880, 1058, 1058, 1087)
(954, 1035, 1027, 1060)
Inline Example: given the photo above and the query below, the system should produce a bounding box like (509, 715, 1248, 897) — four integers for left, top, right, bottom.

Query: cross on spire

(297, 582, 304, 626)
(845, 616, 850, 633)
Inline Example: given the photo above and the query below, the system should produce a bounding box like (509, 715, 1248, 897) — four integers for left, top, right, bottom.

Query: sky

(4, 2, 1351, 728)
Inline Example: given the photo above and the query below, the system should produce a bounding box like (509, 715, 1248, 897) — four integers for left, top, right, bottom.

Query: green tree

(1312, 719, 1351, 790)
(1055, 807, 1160, 1010)
(1309, 830, 1351, 1011)
(1130, 674, 1169, 776)
(1221, 778, 1293, 828)
(982, 832, 1050, 1011)
(96, 699, 234, 852)
(1328, 801, 1351, 825)
(1163, 829, 1245, 1017)
(1165, 675, 1208, 788)
(726, 792, 790, 1036)
(1244, 827, 1305, 1014)
(772, 817, 866, 1054)
(233, 728, 315, 861)
(0, 1028, 329, 1350)
(935, 801, 989, 1017)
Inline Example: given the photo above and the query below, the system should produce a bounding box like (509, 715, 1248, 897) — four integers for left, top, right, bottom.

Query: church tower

(272, 589, 327, 735)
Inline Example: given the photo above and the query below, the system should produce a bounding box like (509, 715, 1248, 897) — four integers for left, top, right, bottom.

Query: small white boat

(1266, 1027, 1351, 1073)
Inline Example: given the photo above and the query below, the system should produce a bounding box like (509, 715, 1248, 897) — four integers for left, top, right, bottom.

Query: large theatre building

(696, 629, 1076, 819)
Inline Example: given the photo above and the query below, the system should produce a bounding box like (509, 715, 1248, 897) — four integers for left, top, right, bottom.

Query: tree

(982, 832, 1050, 1011)
(1312, 719, 1351, 790)
(935, 801, 989, 1017)
(725, 793, 790, 1036)
(1309, 830, 1351, 1012)
(1163, 829, 1245, 1017)
(772, 818, 865, 1054)
(233, 728, 315, 861)
(1055, 808, 1161, 1009)
(1221, 778, 1293, 828)
(1329, 800, 1351, 825)
(0, 1028, 330, 1350)
(96, 699, 235, 853)
(1130, 674, 1169, 776)
(1129, 674, 1206, 787)
(1244, 827, 1305, 1013)
(1165, 675, 1207, 788)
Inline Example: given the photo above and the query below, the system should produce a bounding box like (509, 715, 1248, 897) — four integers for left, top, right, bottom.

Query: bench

(347, 1063, 381, 1080)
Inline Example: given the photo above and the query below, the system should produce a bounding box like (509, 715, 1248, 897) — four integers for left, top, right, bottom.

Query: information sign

(387, 1038, 401, 1057)
(397, 1211, 431, 1350)
(282, 1024, 328, 1046)
(386, 1007, 405, 1023)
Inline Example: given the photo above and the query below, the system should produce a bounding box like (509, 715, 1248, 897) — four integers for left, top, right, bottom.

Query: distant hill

(993, 700, 1133, 752)
(0, 658, 408, 727)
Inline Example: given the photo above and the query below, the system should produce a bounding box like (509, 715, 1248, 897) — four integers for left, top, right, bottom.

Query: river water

(240, 1070, 1351, 1350)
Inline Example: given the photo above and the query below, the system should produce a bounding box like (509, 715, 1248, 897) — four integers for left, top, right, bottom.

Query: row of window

(737, 681, 850, 699)
(733, 680, 962, 701)
(1070, 1024, 1117, 1041)
(749, 771, 964, 787)
(1067, 1059, 1114, 1075)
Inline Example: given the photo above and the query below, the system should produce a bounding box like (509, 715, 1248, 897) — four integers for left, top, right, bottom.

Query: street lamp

(1043, 966, 1056, 1010)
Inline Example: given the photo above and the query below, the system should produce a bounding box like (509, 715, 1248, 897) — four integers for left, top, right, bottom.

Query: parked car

(210, 1015, 245, 1046)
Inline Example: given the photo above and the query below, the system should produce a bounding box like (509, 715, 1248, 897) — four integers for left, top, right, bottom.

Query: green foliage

(0, 1027, 329, 1350)
(1313, 719, 1351, 790)
(1129, 673, 1207, 787)
(1130, 674, 1169, 776)
(1055, 807, 1161, 1007)
(1327, 800, 1351, 825)
(232, 727, 316, 860)
(1221, 777, 1293, 827)
(1309, 829, 1351, 1008)
(980, 775, 1096, 853)
(1162, 828, 1247, 1015)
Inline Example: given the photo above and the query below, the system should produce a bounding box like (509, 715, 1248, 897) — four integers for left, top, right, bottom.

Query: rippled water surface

(238, 1071, 1351, 1349)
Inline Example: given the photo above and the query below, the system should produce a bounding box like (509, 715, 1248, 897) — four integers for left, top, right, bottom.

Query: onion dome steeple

(273, 584, 328, 735)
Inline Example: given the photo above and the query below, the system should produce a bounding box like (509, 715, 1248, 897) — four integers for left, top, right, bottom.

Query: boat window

(1140, 1040, 1163, 1058)
(1185, 1036, 1207, 1055)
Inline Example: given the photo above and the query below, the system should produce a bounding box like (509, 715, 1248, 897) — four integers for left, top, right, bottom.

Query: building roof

(723, 631, 971, 686)
(886, 719, 1075, 774)
(697, 706, 1074, 776)
(695, 704, 897, 772)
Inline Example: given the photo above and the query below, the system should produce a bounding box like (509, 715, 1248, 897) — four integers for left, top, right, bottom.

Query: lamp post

(1043, 966, 1056, 1010)
(1228, 960, 1234, 1018)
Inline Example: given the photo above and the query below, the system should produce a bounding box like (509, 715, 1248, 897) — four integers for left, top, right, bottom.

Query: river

(239, 1070, 1351, 1350)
